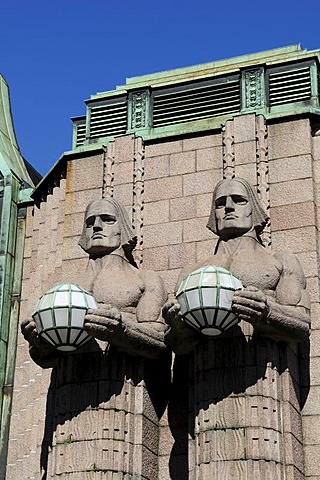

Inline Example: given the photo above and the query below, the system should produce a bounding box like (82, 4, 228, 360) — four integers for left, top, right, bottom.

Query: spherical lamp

(32, 283, 98, 351)
(176, 265, 243, 336)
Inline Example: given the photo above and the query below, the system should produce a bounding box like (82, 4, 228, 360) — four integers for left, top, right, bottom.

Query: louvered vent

(153, 77, 240, 128)
(89, 99, 127, 139)
(76, 122, 86, 147)
(269, 66, 311, 106)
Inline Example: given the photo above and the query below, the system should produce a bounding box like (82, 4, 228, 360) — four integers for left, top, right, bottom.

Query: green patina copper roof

(34, 44, 320, 200)
(91, 44, 320, 99)
(0, 74, 38, 186)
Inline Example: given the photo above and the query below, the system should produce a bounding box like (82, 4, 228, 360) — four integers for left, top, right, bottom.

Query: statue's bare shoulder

(273, 250, 310, 312)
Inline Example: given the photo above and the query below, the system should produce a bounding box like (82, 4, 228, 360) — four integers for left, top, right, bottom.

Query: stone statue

(22, 197, 167, 363)
(164, 177, 310, 479)
(21, 197, 169, 479)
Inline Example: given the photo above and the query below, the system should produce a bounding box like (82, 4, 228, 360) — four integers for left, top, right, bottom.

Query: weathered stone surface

(304, 444, 320, 477)
(272, 226, 317, 253)
(234, 162, 257, 185)
(144, 155, 170, 180)
(302, 414, 320, 444)
(65, 189, 102, 214)
(113, 183, 133, 206)
(143, 246, 169, 271)
(113, 134, 135, 163)
(196, 146, 222, 171)
(234, 114, 256, 142)
(313, 135, 320, 160)
(270, 201, 316, 231)
(269, 155, 312, 183)
(268, 118, 310, 141)
(66, 156, 104, 192)
(234, 140, 257, 166)
(158, 268, 181, 294)
(302, 385, 320, 415)
(268, 120, 312, 160)
(310, 328, 320, 358)
(183, 217, 212, 243)
(113, 161, 134, 185)
(145, 140, 183, 157)
(196, 192, 214, 217)
(306, 277, 320, 303)
(269, 178, 314, 207)
(169, 242, 196, 269)
(143, 221, 182, 248)
(183, 170, 221, 196)
(182, 133, 221, 151)
(144, 176, 182, 202)
(170, 150, 196, 175)
(196, 238, 217, 263)
(170, 196, 197, 221)
(144, 200, 170, 225)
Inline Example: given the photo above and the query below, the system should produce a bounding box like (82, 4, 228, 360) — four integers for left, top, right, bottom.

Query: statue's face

(215, 180, 253, 239)
(84, 200, 121, 255)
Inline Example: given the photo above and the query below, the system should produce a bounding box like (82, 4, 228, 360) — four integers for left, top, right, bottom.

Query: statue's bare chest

(212, 246, 282, 292)
(92, 267, 144, 309)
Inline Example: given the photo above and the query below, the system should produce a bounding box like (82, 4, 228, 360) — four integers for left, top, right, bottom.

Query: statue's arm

(266, 251, 310, 340)
(163, 264, 202, 355)
(232, 252, 310, 341)
(85, 271, 168, 359)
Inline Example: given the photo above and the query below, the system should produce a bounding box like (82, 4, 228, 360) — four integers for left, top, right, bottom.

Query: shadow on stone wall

(40, 340, 171, 479)
(166, 326, 311, 478)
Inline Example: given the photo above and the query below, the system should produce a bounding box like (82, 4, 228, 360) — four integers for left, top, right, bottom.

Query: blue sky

(1, 0, 320, 176)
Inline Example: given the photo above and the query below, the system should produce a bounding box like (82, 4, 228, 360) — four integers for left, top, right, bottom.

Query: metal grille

(268, 66, 311, 106)
(152, 77, 240, 128)
(89, 99, 127, 139)
(75, 122, 86, 147)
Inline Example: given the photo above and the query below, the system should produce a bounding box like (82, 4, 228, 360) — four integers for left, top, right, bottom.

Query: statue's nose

(225, 197, 235, 211)
(93, 217, 103, 231)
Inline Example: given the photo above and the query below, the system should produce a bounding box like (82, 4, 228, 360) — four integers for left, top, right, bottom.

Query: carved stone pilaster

(102, 141, 115, 198)
(129, 90, 150, 131)
(133, 137, 145, 264)
(222, 120, 235, 178)
(256, 115, 271, 247)
(242, 67, 265, 111)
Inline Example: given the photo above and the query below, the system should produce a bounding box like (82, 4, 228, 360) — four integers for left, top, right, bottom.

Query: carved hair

(206, 177, 269, 236)
(78, 197, 137, 265)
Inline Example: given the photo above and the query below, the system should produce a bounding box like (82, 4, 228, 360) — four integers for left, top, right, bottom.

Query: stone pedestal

(43, 346, 167, 479)
(188, 327, 304, 479)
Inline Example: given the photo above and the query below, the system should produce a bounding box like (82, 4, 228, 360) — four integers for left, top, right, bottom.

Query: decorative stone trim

(133, 136, 145, 265)
(102, 141, 115, 198)
(222, 120, 235, 178)
(256, 114, 271, 247)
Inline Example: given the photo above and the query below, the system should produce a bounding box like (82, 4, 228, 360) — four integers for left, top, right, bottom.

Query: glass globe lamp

(176, 265, 243, 336)
(32, 283, 98, 351)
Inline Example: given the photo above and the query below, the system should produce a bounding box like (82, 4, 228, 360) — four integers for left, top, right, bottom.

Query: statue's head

(206, 177, 268, 240)
(79, 197, 137, 264)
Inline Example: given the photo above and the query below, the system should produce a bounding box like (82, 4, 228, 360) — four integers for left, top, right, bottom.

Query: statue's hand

(21, 319, 56, 356)
(162, 300, 181, 326)
(163, 300, 200, 354)
(84, 304, 124, 341)
(21, 319, 40, 345)
(232, 286, 269, 325)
